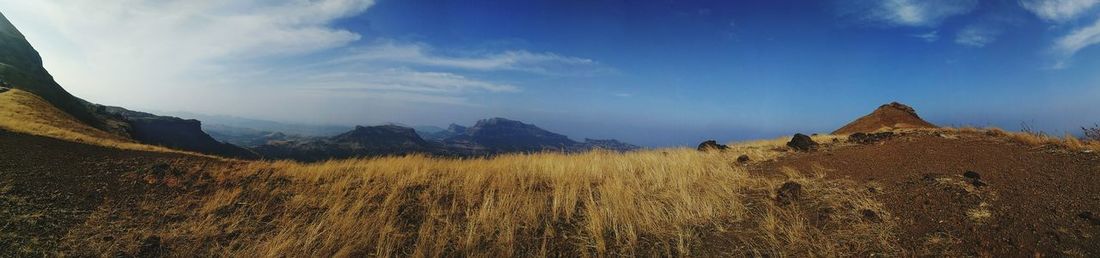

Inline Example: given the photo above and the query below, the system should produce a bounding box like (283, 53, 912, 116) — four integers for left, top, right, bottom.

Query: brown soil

(754, 131, 1100, 256)
(0, 129, 231, 256)
(4, 128, 1099, 256)
(833, 102, 938, 135)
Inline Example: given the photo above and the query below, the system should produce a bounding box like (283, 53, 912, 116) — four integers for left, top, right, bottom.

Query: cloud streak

(1052, 17, 1100, 68)
(335, 41, 601, 75)
(1019, 0, 1100, 22)
(835, 0, 979, 27)
(911, 30, 940, 42)
(955, 25, 1002, 47)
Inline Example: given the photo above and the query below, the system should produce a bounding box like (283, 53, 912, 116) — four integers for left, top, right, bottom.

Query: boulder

(697, 140, 729, 152)
(737, 155, 750, 163)
(963, 170, 987, 187)
(786, 133, 818, 151)
(776, 181, 803, 205)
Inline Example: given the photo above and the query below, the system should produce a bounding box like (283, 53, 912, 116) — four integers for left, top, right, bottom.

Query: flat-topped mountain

(100, 107, 257, 159)
(832, 102, 938, 135)
(331, 125, 433, 152)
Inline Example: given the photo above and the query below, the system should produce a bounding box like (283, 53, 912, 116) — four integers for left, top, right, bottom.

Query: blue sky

(2, 0, 1099, 146)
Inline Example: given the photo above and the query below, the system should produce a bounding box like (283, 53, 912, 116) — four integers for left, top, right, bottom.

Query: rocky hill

(444, 118, 577, 153)
(0, 11, 255, 159)
(833, 102, 938, 135)
(100, 107, 257, 159)
(0, 12, 128, 135)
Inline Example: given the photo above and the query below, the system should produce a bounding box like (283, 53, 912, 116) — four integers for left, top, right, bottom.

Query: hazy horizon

(1, 0, 1098, 147)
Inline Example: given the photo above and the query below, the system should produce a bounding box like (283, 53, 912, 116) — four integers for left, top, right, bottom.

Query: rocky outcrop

(103, 107, 257, 159)
(833, 102, 937, 135)
(847, 132, 894, 144)
(697, 140, 729, 152)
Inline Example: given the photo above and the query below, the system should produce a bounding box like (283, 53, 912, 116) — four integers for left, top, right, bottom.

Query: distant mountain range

(220, 117, 639, 162)
(1, 11, 638, 161)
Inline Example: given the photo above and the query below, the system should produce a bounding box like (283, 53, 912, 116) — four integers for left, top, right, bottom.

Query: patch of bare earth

(0, 129, 233, 256)
(754, 130, 1100, 256)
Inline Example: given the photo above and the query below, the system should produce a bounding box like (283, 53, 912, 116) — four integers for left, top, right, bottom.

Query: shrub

(1083, 124, 1100, 142)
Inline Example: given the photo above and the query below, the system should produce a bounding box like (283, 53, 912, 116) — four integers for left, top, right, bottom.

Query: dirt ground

(755, 131, 1100, 256)
(0, 129, 230, 256)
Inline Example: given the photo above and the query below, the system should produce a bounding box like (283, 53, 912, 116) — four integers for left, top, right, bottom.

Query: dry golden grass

(722, 134, 845, 162)
(0, 89, 206, 155)
(67, 142, 899, 257)
(941, 126, 1100, 152)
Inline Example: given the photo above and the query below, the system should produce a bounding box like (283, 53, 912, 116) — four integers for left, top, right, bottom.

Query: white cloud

(306, 68, 518, 94)
(955, 25, 1002, 47)
(1019, 0, 1100, 22)
(836, 0, 979, 27)
(1052, 17, 1100, 68)
(0, 0, 374, 106)
(335, 41, 599, 75)
(0, 0, 598, 118)
(911, 30, 940, 42)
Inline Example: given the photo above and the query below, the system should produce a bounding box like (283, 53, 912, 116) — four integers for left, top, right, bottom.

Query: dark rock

(786, 133, 818, 151)
(861, 209, 881, 222)
(137, 236, 163, 257)
(737, 155, 750, 163)
(776, 181, 803, 205)
(1078, 212, 1100, 225)
(697, 140, 729, 152)
(971, 179, 988, 187)
(848, 132, 894, 144)
(963, 171, 986, 187)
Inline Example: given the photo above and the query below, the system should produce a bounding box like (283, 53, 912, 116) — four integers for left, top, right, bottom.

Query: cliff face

(103, 107, 258, 159)
(1, 11, 257, 159)
(0, 12, 127, 135)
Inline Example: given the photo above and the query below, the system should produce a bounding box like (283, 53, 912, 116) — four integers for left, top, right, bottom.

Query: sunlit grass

(107, 144, 899, 257)
(0, 89, 210, 156)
